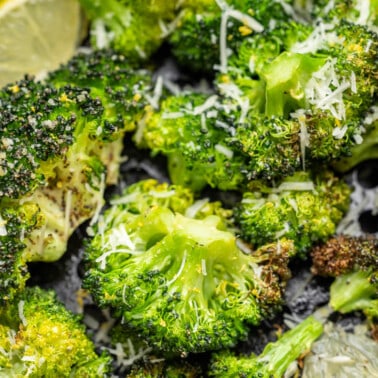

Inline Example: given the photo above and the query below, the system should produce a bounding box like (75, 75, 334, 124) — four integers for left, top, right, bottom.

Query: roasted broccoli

(333, 106, 378, 172)
(234, 170, 351, 256)
(222, 20, 378, 165)
(138, 19, 377, 190)
(83, 179, 294, 353)
(78, 0, 178, 61)
(0, 77, 123, 302)
(169, 0, 305, 74)
(136, 92, 252, 191)
(312, 0, 378, 29)
(311, 235, 378, 329)
(209, 315, 323, 378)
(48, 49, 152, 135)
(126, 359, 202, 378)
(0, 286, 110, 377)
(47, 48, 153, 183)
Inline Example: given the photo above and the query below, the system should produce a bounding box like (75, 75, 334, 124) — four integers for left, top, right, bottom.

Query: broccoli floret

(0, 77, 123, 302)
(311, 235, 378, 327)
(221, 20, 378, 165)
(78, 0, 177, 61)
(312, 0, 378, 29)
(126, 359, 202, 378)
(136, 93, 250, 191)
(47, 48, 153, 183)
(48, 49, 153, 135)
(169, 0, 305, 74)
(0, 286, 111, 377)
(333, 107, 378, 172)
(209, 315, 323, 378)
(235, 171, 351, 256)
(83, 179, 294, 353)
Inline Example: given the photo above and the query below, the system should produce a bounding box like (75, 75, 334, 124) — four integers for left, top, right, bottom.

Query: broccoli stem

(330, 270, 377, 314)
(259, 316, 323, 377)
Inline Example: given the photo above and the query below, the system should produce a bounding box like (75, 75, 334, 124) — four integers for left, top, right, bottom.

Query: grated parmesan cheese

(201, 259, 207, 276)
(291, 22, 342, 54)
(0, 214, 7, 236)
(291, 109, 309, 171)
(356, 0, 371, 25)
(215, 0, 263, 73)
(305, 59, 350, 120)
(18, 300, 27, 326)
(215, 143, 234, 159)
(185, 198, 210, 219)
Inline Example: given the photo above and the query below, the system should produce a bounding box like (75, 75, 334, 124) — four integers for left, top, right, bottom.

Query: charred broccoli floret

(83, 179, 294, 354)
(235, 171, 351, 256)
(311, 235, 378, 327)
(0, 286, 110, 377)
(209, 315, 323, 378)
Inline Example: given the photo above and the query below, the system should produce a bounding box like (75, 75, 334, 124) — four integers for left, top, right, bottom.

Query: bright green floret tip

(0, 286, 111, 377)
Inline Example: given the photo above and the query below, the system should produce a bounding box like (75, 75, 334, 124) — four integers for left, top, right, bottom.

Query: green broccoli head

(333, 109, 378, 172)
(235, 170, 351, 256)
(209, 315, 323, 378)
(126, 359, 202, 378)
(311, 235, 378, 326)
(136, 93, 249, 191)
(169, 0, 305, 74)
(78, 0, 177, 61)
(0, 286, 111, 377)
(312, 0, 378, 29)
(0, 201, 41, 303)
(0, 77, 124, 302)
(48, 48, 153, 136)
(83, 179, 293, 353)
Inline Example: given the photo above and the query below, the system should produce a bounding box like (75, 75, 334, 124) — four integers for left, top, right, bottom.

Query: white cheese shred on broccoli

(92, 19, 114, 49)
(277, 180, 315, 192)
(356, 0, 371, 25)
(305, 58, 350, 120)
(215, 143, 234, 159)
(18, 300, 27, 327)
(201, 259, 207, 276)
(215, 0, 263, 73)
(193, 95, 219, 115)
(145, 75, 164, 109)
(106, 338, 152, 369)
(185, 198, 210, 219)
(291, 109, 309, 171)
(291, 22, 342, 54)
(0, 214, 7, 236)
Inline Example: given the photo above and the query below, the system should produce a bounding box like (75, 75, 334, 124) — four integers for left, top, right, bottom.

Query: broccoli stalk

(0, 286, 110, 376)
(84, 179, 294, 353)
(209, 315, 323, 378)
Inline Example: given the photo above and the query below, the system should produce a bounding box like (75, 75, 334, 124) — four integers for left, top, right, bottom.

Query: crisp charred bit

(311, 235, 378, 277)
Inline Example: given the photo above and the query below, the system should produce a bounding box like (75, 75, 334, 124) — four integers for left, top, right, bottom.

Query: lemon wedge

(0, 0, 84, 87)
